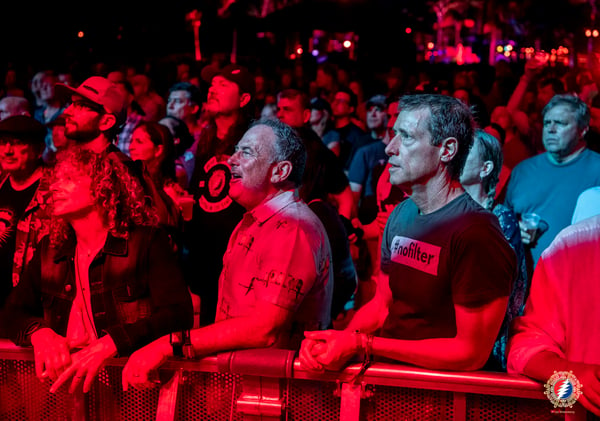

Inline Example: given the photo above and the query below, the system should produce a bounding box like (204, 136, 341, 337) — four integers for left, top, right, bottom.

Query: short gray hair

(249, 118, 306, 187)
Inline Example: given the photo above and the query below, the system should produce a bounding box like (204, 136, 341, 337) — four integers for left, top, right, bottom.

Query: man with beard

(54, 76, 181, 238)
(183, 64, 255, 325)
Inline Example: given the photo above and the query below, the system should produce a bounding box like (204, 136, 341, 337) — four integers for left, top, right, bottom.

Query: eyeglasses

(70, 100, 106, 114)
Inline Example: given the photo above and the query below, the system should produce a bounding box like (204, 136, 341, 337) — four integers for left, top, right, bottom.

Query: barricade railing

(0, 339, 593, 420)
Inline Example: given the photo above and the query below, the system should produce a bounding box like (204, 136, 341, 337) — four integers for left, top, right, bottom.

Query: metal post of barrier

(236, 376, 284, 420)
(156, 369, 182, 421)
(339, 381, 362, 421)
(453, 391, 467, 421)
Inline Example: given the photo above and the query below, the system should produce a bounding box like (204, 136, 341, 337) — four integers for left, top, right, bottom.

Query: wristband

(170, 330, 194, 358)
(170, 332, 184, 357)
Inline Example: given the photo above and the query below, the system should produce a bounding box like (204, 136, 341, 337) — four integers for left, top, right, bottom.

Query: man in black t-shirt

(183, 64, 255, 325)
(0, 116, 50, 311)
(300, 94, 516, 373)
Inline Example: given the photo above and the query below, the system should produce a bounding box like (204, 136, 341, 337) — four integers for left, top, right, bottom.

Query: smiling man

(504, 94, 600, 267)
(122, 118, 333, 390)
(299, 94, 516, 373)
(0, 116, 50, 313)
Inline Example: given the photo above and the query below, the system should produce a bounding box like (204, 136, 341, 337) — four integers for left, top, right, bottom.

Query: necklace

(74, 247, 98, 339)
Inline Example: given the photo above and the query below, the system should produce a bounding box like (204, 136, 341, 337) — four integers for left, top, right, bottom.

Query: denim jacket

(6, 225, 193, 356)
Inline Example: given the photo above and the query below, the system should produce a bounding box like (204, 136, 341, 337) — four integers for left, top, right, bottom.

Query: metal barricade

(0, 340, 594, 420)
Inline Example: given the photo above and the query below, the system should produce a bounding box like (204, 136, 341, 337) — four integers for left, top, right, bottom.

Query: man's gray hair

(398, 94, 476, 180)
(542, 94, 590, 131)
(249, 118, 306, 187)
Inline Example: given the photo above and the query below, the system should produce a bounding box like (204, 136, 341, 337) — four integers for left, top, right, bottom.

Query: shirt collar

(54, 231, 129, 262)
(248, 190, 298, 226)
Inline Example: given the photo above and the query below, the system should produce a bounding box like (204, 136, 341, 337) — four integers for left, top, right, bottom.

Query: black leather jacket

(5, 226, 193, 356)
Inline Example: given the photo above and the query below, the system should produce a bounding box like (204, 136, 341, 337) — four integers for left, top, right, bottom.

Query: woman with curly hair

(4, 148, 193, 394)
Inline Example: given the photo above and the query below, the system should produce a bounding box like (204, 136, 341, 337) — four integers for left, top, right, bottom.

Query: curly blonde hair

(49, 148, 158, 248)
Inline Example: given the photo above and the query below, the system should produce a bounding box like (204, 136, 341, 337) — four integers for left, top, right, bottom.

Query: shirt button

(65, 284, 72, 292)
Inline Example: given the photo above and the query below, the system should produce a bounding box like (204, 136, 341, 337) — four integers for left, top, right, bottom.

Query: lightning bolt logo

(544, 371, 582, 409)
(556, 380, 572, 399)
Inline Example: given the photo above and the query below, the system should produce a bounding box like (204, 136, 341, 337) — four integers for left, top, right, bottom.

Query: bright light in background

(586, 29, 592, 37)
(77, 31, 84, 38)
(427, 42, 434, 50)
(311, 49, 319, 57)
(296, 47, 303, 55)
(343, 40, 352, 49)
(594, 29, 599, 38)
(496, 45, 504, 53)
(463, 19, 475, 29)
(405, 27, 412, 34)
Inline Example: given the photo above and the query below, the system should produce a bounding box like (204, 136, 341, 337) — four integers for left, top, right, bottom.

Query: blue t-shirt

(504, 148, 600, 265)
(347, 140, 388, 197)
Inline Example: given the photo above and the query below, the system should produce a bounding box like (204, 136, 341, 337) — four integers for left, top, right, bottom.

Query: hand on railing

(49, 335, 117, 394)
(30, 328, 72, 382)
(122, 336, 171, 391)
(299, 330, 358, 372)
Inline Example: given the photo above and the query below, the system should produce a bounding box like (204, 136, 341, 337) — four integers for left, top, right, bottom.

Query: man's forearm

(370, 335, 492, 371)
(345, 294, 388, 334)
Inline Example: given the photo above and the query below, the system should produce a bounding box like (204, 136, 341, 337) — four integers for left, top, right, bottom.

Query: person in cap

(55, 76, 183, 245)
(308, 97, 335, 140)
(181, 63, 256, 326)
(348, 95, 394, 222)
(0, 116, 51, 314)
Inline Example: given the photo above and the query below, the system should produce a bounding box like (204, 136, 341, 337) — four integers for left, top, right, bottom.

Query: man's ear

(99, 113, 118, 131)
(439, 137, 458, 163)
(480, 160, 494, 179)
(302, 109, 311, 125)
(270, 160, 292, 184)
(240, 93, 251, 109)
(155, 144, 164, 160)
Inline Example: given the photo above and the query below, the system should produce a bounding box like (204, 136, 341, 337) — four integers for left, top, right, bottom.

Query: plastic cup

(178, 197, 195, 222)
(521, 212, 541, 238)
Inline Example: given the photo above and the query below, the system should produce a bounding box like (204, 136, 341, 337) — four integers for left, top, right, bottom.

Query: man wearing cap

(183, 63, 255, 326)
(348, 95, 395, 223)
(54, 76, 181, 236)
(0, 116, 51, 313)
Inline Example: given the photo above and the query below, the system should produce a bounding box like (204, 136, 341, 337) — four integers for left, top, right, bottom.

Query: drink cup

(178, 196, 195, 222)
(521, 212, 541, 239)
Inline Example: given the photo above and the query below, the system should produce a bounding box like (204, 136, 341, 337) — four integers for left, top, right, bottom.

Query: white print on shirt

(390, 235, 441, 276)
(198, 156, 233, 213)
(0, 209, 16, 247)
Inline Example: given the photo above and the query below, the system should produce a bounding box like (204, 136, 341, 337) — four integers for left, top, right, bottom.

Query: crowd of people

(0, 51, 599, 415)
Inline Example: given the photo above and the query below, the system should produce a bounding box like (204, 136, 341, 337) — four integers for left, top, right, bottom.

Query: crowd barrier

(0, 339, 596, 420)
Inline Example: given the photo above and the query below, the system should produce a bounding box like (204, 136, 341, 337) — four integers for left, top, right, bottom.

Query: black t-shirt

(380, 193, 516, 341)
(185, 120, 248, 325)
(0, 178, 40, 307)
